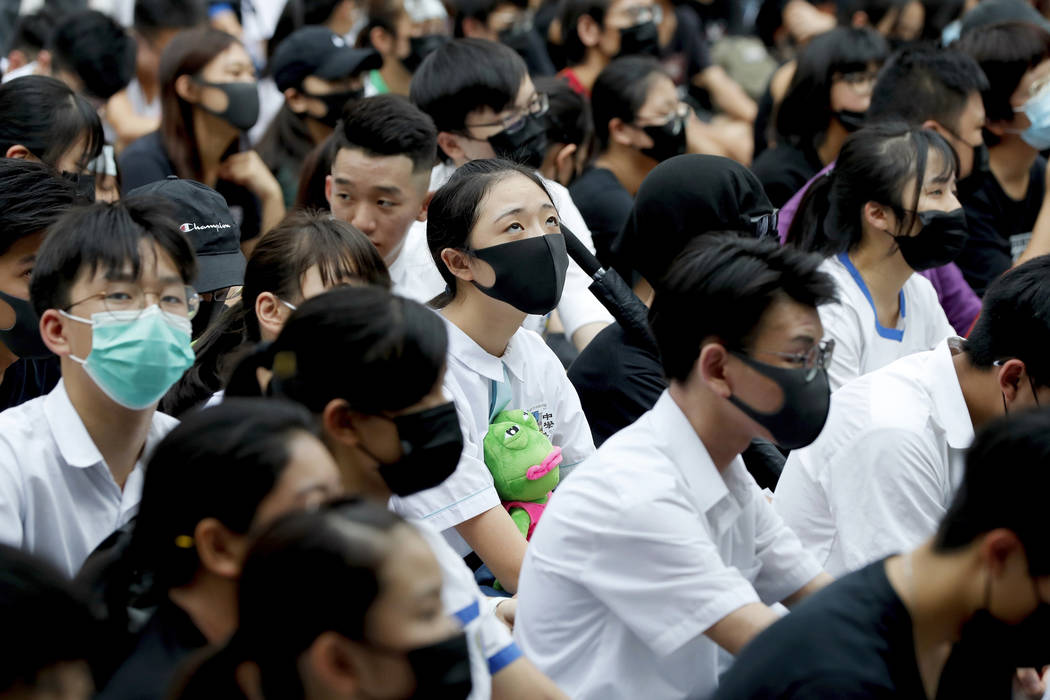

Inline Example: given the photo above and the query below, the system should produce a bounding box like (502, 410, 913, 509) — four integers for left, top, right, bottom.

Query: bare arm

(696, 66, 758, 123)
(455, 505, 529, 594)
(491, 657, 570, 700)
(1015, 159, 1050, 266)
(571, 321, 607, 351)
(781, 572, 833, 608)
(704, 602, 782, 655)
(106, 90, 161, 151)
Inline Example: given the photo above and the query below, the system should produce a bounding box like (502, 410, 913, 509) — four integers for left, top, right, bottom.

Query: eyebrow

(103, 271, 183, 285)
(17, 253, 35, 265)
(494, 202, 556, 222)
(373, 184, 403, 196)
(790, 334, 816, 345)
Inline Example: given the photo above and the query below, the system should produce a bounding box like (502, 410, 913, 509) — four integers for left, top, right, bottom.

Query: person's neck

(168, 574, 239, 645)
(989, 138, 1037, 200)
(62, 366, 154, 489)
(596, 146, 655, 196)
(327, 14, 354, 38)
(953, 351, 1003, 432)
(379, 57, 412, 96)
(304, 115, 333, 147)
(193, 109, 239, 186)
(816, 120, 849, 167)
(667, 382, 752, 472)
(847, 242, 913, 329)
(327, 440, 397, 502)
(569, 53, 609, 93)
(136, 68, 159, 103)
(440, 291, 525, 358)
(884, 542, 982, 699)
(0, 342, 16, 385)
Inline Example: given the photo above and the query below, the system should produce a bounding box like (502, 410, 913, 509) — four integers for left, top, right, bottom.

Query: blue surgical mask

(60, 305, 195, 410)
(1014, 86, 1050, 150)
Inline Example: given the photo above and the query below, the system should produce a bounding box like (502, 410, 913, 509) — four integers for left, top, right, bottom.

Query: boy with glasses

(0, 197, 197, 577)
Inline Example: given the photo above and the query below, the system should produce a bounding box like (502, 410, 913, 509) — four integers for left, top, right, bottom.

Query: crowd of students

(5, 0, 1050, 698)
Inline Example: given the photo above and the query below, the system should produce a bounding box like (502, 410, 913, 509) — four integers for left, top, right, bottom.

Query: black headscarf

(611, 154, 776, 287)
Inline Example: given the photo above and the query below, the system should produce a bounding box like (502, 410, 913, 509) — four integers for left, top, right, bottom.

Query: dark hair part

(162, 210, 390, 416)
(787, 122, 957, 256)
(650, 234, 837, 382)
(0, 545, 97, 693)
(867, 43, 989, 132)
(49, 9, 137, 100)
(0, 158, 79, 256)
(410, 38, 527, 137)
(334, 94, 438, 172)
(134, 0, 207, 38)
(591, 56, 670, 152)
(559, 0, 611, 66)
(0, 75, 104, 171)
(158, 27, 240, 181)
(426, 158, 552, 307)
(935, 408, 1050, 574)
(29, 195, 198, 317)
(452, 0, 529, 37)
(535, 74, 593, 149)
(957, 21, 1050, 147)
(173, 500, 407, 700)
(775, 26, 888, 149)
(295, 133, 340, 211)
(966, 256, 1050, 387)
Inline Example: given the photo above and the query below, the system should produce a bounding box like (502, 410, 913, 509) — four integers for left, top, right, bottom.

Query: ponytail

(785, 171, 838, 256)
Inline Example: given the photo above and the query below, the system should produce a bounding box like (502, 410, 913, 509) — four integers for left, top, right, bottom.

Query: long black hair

(0, 75, 104, 171)
(786, 122, 957, 257)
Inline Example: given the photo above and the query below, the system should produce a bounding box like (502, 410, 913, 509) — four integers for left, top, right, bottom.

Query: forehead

(477, 172, 554, 214)
(751, 294, 823, 346)
(608, 0, 652, 14)
(206, 42, 253, 70)
(331, 147, 417, 183)
(75, 239, 181, 288)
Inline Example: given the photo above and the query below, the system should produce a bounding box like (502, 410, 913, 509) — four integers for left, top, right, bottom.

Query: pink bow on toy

(526, 446, 563, 480)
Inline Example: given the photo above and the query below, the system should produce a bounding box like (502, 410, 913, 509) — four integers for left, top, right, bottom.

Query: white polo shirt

(391, 317, 594, 554)
(774, 337, 973, 577)
(514, 391, 822, 700)
(390, 162, 614, 339)
(0, 380, 178, 578)
(819, 254, 956, 391)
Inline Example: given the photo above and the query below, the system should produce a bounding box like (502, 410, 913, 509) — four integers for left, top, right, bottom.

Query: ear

(175, 74, 199, 103)
(996, 358, 1026, 403)
(862, 200, 891, 232)
(321, 398, 362, 449)
(577, 14, 602, 48)
(985, 119, 1010, 138)
(440, 247, 476, 283)
(461, 16, 488, 39)
(980, 528, 1025, 578)
(255, 291, 290, 340)
(285, 86, 309, 114)
(39, 309, 74, 357)
(194, 517, 246, 579)
(555, 143, 578, 171)
(369, 25, 393, 54)
(609, 117, 637, 148)
(417, 190, 434, 223)
(696, 342, 732, 399)
(305, 632, 360, 695)
(6, 49, 27, 72)
(325, 174, 334, 208)
(35, 49, 51, 74)
(437, 131, 467, 165)
(4, 144, 31, 160)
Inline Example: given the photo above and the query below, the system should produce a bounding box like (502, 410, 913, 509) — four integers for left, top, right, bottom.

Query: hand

(1013, 667, 1049, 700)
(211, 9, 243, 39)
(782, 0, 835, 44)
(218, 151, 281, 201)
(494, 597, 517, 630)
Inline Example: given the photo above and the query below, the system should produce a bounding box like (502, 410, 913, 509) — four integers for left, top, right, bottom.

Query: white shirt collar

(442, 315, 527, 383)
(43, 380, 104, 469)
(928, 337, 974, 449)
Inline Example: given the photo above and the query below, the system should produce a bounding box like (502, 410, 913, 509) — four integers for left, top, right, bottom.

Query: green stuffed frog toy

(483, 409, 561, 540)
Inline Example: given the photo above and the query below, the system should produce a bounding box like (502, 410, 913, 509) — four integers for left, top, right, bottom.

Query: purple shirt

(776, 162, 981, 336)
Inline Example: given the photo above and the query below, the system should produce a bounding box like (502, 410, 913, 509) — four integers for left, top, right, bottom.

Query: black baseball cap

(270, 26, 383, 93)
(128, 176, 246, 293)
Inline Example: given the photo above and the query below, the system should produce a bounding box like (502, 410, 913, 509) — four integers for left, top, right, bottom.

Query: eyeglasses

(199, 286, 242, 303)
(465, 92, 550, 135)
(749, 209, 780, 240)
(635, 102, 689, 130)
(743, 338, 836, 381)
(64, 284, 201, 320)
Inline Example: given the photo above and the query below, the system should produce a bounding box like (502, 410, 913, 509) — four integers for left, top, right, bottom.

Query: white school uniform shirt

(514, 390, 823, 700)
(0, 380, 178, 578)
(774, 337, 973, 577)
(412, 518, 521, 700)
(391, 317, 595, 554)
(390, 161, 613, 339)
(819, 253, 955, 391)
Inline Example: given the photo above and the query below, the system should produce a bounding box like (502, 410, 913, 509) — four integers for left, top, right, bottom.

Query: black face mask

(892, 208, 969, 271)
(404, 633, 473, 700)
(403, 34, 449, 73)
(640, 113, 688, 162)
(487, 113, 549, 169)
(958, 578, 1050, 670)
(727, 352, 832, 450)
(304, 88, 364, 129)
(195, 79, 261, 132)
(377, 402, 464, 497)
(0, 290, 51, 359)
(62, 171, 96, 202)
(618, 20, 660, 58)
(834, 109, 866, 132)
(469, 233, 569, 315)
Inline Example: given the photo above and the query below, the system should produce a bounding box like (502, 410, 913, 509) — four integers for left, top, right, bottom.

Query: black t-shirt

(569, 167, 635, 268)
(713, 560, 926, 700)
(119, 131, 263, 242)
(0, 356, 60, 412)
(750, 141, 823, 208)
(660, 6, 711, 88)
(957, 156, 1046, 296)
(98, 600, 208, 700)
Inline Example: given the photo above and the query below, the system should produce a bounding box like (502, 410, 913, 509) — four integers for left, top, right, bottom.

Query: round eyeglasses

(64, 284, 201, 320)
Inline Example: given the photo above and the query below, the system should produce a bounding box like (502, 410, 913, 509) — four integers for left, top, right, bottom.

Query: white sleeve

(748, 480, 824, 604)
(0, 435, 24, 549)
(819, 299, 864, 392)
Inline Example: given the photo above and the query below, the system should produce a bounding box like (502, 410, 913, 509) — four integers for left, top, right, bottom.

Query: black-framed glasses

(464, 92, 549, 135)
(742, 338, 835, 381)
(749, 209, 780, 240)
(64, 284, 201, 320)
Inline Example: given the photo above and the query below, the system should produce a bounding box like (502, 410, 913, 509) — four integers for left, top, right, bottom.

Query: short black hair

(452, 0, 528, 37)
(0, 158, 79, 257)
(776, 26, 888, 148)
(133, 0, 207, 39)
(535, 74, 593, 147)
(0, 75, 104, 172)
(867, 43, 989, 132)
(30, 196, 198, 317)
(410, 38, 527, 136)
(6, 8, 57, 59)
(591, 56, 667, 152)
(650, 235, 837, 383)
(957, 21, 1050, 128)
(0, 545, 97, 693)
(966, 256, 1050, 388)
(935, 408, 1050, 575)
(559, 0, 611, 66)
(334, 94, 437, 172)
(49, 10, 137, 101)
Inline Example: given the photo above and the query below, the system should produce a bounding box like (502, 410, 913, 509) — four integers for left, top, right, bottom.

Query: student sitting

(533, 75, 593, 188)
(776, 256, 1050, 576)
(787, 123, 959, 391)
(0, 198, 197, 577)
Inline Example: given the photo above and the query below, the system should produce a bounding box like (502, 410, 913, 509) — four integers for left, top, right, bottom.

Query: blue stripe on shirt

(454, 600, 480, 626)
(488, 642, 523, 674)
